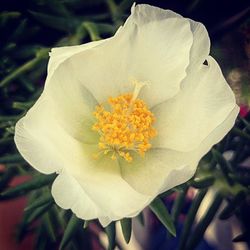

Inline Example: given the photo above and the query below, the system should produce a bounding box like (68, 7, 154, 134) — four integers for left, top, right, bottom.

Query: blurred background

(0, 0, 250, 250)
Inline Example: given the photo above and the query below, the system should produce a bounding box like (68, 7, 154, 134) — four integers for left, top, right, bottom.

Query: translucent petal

(152, 56, 237, 152)
(61, 5, 193, 106)
(121, 105, 239, 195)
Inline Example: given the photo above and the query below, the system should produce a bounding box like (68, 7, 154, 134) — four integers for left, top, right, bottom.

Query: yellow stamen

(92, 88, 157, 162)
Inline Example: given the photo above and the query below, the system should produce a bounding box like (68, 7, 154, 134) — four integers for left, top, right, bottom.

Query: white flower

(14, 4, 239, 226)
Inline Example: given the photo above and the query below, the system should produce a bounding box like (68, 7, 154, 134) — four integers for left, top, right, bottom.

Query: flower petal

(47, 39, 107, 83)
(152, 56, 238, 152)
(45, 60, 99, 143)
(51, 171, 99, 220)
(122, 4, 193, 107)
(186, 19, 210, 72)
(14, 95, 65, 174)
(51, 148, 153, 222)
(121, 105, 239, 196)
(60, 4, 193, 106)
(71, 153, 152, 220)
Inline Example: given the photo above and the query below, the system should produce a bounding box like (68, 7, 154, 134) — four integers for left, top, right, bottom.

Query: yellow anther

(92, 91, 157, 162)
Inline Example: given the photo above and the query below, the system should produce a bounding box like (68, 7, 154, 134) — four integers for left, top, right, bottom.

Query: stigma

(92, 84, 157, 162)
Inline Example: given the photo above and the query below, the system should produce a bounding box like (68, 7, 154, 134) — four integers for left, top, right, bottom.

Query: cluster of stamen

(92, 93, 157, 162)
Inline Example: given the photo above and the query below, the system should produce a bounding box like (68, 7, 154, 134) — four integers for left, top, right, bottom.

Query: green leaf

(177, 188, 208, 250)
(83, 220, 89, 229)
(83, 22, 101, 41)
(232, 127, 250, 141)
(25, 202, 53, 224)
(149, 197, 176, 236)
(171, 187, 188, 224)
(59, 214, 81, 250)
(0, 174, 56, 200)
(24, 192, 53, 212)
(212, 149, 234, 186)
(190, 176, 215, 189)
(0, 167, 17, 191)
(136, 212, 144, 226)
(219, 191, 246, 220)
(29, 11, 78, 32)
(105, 222, 116, 250)
(185, 193, 223, 250)
(0, 48, 49, 88)
(120, 218, 132, 243)
(43, 210, 57, 242)
(0, 154, 24, 164)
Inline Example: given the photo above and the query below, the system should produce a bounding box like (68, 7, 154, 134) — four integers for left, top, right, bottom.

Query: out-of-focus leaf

(119, 0, 134, 12)
(0, 167, 17, 191)
(149, 197, 176, 236)
(212, 148, 234, 185)
(29, 11, 78, 32)
(0, 12, 21, 26)
(177, 188, 208, 250)
(43, 210, 57, 242)
(232, 127, 250, 141)
(83, 220, 89, 229)
(24, 192, 53, 212)
(190, 176, 215, 188)
(8, 19, 28, 42)
(83, 22, 101, 41)
(0, 154, 24, 164)
(219, 191, 246, 220)
(105, 222, 116, 250)
(13, 101, 34, 110)
(0, 48, 49, 88)
(171, 187, 188, 224)
(136, 212, 144, 226)
(25, 202, 53, 224)
(59, 214, 81, 250)
(185, 193, 223, 250)
(0, 174, 56, 199)
(120, 218, 132, 243)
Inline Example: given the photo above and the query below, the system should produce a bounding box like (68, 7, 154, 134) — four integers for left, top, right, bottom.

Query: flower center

(92, 85, 157, 162)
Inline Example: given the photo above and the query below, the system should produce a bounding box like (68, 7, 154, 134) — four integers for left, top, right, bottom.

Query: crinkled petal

(130, 4, 210, 78)
(14, 95, 67, 174)
(47, 39, 107, 83)
(60, 4, 193, 106)
(121, 105, 239, 196)
(52, 150, 152, 221)
(71, 152, 152, 220)
(51, 171, 98, 220)
(152, 56, 237, 152)
(186, 19, 210, 72)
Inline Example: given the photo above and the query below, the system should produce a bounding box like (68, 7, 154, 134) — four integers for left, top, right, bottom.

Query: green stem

(0, 49, 49, 88)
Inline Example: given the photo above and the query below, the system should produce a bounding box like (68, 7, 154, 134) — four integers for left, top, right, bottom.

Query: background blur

(0, 0, 250, 250)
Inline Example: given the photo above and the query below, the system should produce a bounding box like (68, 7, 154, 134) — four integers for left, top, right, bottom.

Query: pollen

(92, 93, 157, 162)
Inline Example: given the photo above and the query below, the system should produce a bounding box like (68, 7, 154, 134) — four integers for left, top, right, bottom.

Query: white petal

(121, 105, 239, 196)
(47, 39, 107, 83)
(14, 91, 96, 175)
(152, 56, 237, 152)
(14, 95, 65, 174)
(72, 154, 152, 220)
(122, 5, 193, 107)
(58, 5, 193, 105)
(45, 61, 99, 143)
(186, 19, 210, 72)
(120, 149, 196, 195)
(51, 171, 99, 220)
(129, 4, 182, 22)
